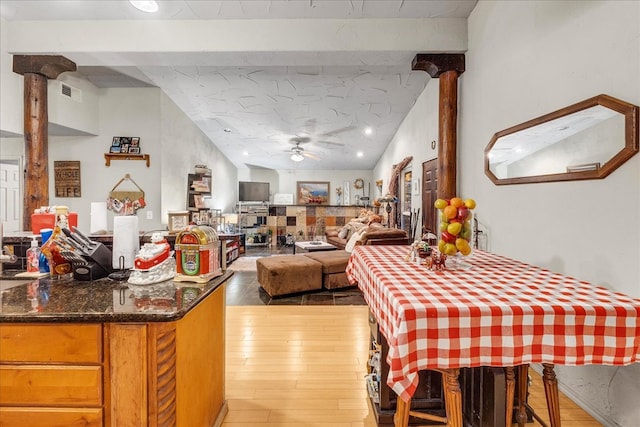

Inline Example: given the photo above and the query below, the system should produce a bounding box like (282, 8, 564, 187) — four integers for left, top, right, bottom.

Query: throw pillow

(338, 227, 349, 239)
(345, 228, 365, 253)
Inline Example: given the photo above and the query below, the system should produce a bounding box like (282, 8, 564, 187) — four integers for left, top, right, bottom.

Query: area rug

(228, 256, 260, 272)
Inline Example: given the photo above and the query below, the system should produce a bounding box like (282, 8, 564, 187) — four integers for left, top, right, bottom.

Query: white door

(0, 161, 21, 231)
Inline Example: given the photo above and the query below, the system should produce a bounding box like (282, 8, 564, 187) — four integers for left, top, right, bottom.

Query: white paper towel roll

(90, 202, 108, 234)
(112, 215, 140, 269)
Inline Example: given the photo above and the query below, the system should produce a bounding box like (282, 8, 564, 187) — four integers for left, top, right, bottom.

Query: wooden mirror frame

(484, 94, 639, 185)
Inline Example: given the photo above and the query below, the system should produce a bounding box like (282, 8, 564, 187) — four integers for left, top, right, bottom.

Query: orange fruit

(450, 197, 464, 208)
(443, 205, 458, 219)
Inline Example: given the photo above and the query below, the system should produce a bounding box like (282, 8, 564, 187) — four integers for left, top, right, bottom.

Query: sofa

(325, 222, 409, 250)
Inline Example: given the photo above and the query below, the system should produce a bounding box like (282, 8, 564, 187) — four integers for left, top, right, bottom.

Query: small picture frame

(168, 211, 190, 233)
(109, 145, 121, 153)
(194, 194, 205, 209)
(111, 137, 121, 147)
(131, 137, 140, 147)
(128, 146, 140, 154)
(120, 144, 130, 154)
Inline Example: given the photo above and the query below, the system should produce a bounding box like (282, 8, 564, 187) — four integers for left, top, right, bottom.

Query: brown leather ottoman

(256, 255, 323, 297)
(303, 250, 354, 290)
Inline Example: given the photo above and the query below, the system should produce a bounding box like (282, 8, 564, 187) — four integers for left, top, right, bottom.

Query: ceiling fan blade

(304, 152, 321, 161)
(290, 136, 311, 145)
(315, 140, 345, 148)
(320, 125, 356, 137)
(303, 118, 317, 134)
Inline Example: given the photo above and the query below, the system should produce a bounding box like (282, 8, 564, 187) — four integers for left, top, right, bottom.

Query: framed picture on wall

(296, 181, 330, 205)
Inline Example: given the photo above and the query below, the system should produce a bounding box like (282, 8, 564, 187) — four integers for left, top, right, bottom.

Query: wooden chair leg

(394, 368, 462, 427)
(394, 396, 411, 427)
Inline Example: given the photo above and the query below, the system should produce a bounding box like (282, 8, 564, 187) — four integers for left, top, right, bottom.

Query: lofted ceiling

(0, 0, 477, 170)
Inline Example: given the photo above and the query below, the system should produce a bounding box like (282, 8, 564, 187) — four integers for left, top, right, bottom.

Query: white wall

(374, 77, 439, 207)
(0, 17, 23, 137)
(159, 90, 237, 216)
(459, 1, 638, 426)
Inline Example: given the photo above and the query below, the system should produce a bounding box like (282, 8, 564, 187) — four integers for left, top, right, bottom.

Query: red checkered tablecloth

(345, 245, 640, 401)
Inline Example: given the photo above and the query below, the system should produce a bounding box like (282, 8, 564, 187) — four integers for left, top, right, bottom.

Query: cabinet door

(0, 365, 102, 405)
(0, 407, 103, 427)
(0, 324, 102, 363)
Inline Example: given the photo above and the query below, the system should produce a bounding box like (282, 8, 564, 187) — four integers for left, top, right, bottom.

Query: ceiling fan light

(291, 152, 304, 162)
(129, 0, 159, 13)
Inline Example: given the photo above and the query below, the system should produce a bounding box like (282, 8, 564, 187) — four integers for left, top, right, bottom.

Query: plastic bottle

(39, 228, 53, 274)
(26, 237, 41, 272)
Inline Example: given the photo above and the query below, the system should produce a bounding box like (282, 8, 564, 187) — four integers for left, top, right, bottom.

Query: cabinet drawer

(0, 324, 102, 363)
(0, 407, 102, 427)
(0, 365, 102, 406)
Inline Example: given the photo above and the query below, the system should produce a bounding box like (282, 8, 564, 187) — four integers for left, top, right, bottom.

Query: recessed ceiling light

(242, 151, 249, 156)
(357, 151, 364, 157)
(129, 1, 159, 13)
(363, 127, 373, 136)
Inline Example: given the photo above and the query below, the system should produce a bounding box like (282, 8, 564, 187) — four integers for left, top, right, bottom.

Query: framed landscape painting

(296, 181, 330, 205)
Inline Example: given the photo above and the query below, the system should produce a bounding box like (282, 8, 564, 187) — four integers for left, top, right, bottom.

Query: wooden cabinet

(0, 284, 227, 427)
(186, 173, 211, 214)
(219, 233, 245, 266)
(0, 324, 104, 426)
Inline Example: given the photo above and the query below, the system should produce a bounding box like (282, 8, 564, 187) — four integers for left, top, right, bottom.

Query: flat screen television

(239, 181, 270, 202)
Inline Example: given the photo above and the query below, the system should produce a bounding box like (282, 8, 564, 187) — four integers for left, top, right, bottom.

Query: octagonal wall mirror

(485, 94, 639, 185)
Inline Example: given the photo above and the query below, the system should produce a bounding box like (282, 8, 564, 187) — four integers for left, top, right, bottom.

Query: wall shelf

(104, 153, 150, 167)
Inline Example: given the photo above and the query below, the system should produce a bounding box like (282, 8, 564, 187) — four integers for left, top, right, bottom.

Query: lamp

(379, 194, 398, 228)
(129, 1, 159, 13)
(291, 152, 304, 162)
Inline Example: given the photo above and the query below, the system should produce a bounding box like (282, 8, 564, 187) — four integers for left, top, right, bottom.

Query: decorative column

(13, 55, 76, 231)
(412, 54, 465, 200)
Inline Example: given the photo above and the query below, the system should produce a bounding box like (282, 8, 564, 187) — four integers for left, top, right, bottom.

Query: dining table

(345, 245, 640, 427)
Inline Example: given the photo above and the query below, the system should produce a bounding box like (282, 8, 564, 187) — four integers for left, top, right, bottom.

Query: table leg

(542, 363, 562, 427)
(516, 364, 529, 426)
(505, 366, 515, 427)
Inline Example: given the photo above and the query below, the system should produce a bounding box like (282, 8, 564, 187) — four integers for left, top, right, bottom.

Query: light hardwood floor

(224, 305, 603, 427)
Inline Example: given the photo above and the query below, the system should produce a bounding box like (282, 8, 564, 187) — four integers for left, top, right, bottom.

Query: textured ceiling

(1, 0, 477, 170)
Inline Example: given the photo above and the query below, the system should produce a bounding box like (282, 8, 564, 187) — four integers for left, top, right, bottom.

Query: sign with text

(54, 161, 81, 197)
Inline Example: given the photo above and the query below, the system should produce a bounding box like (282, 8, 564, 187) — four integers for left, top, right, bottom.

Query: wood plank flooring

(223, 305, 603, 427)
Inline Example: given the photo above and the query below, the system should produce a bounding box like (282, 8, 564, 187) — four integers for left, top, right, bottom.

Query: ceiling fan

(288, 138, 321, 162)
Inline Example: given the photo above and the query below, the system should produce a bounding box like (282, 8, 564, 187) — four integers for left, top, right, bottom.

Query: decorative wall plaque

(54, 161, 81, 197)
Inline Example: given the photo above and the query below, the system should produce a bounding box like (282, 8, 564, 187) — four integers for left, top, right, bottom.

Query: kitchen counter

(0, 272, 232, 427)
(0, 271, 231, 323)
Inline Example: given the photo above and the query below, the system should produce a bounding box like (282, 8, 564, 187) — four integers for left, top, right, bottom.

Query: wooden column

(13, 55, 76, 231)
(412, 54, 465, 200)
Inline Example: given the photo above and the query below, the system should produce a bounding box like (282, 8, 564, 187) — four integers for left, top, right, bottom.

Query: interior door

(422, 159, 438, 237)
(400, 169, 412, 237)
(0, 160, 21, 231)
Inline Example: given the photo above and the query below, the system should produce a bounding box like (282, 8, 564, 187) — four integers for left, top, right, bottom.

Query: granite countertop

(0, 271, 232, 324)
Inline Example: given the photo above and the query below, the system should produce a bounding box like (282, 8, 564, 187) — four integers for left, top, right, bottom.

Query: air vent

(61, 84, 72, 97)
(56, 82, 82, 102)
